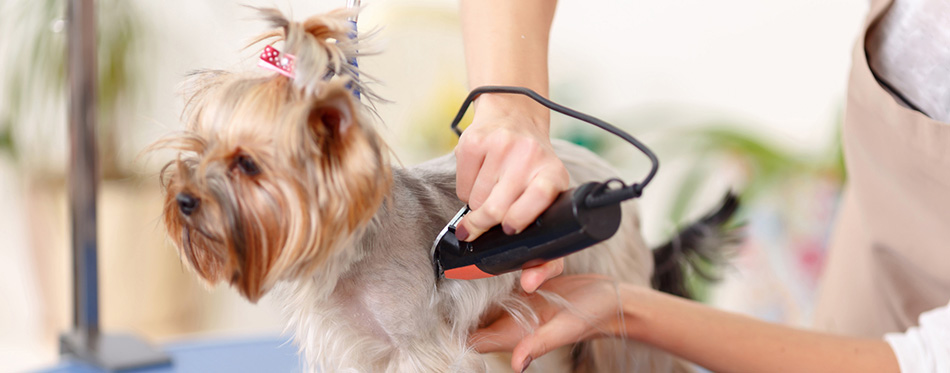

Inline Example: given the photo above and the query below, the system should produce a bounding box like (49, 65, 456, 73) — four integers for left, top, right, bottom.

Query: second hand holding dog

(472, 274, 901, 373)
(453, 93, 569, 293)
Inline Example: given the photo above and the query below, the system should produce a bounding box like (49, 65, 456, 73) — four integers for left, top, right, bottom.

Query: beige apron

(812, 0, 950, 337)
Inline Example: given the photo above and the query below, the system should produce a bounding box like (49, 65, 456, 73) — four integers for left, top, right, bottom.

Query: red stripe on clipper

(445, 265, 493, 280)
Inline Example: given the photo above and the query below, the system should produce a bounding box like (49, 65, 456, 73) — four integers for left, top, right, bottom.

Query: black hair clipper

(432, 86, 659, 280)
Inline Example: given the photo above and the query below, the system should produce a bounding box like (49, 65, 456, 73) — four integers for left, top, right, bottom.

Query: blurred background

(0, 0, 867, 371)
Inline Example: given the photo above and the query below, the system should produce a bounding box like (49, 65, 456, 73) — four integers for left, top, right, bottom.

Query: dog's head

(153, 8, 390, 302)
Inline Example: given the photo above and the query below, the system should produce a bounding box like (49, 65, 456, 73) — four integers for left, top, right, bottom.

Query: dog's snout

(177, 193, 200, 216)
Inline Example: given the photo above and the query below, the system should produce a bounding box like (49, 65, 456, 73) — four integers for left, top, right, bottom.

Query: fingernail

(456, 225, 469, 241)
(520, 357, 533, 373)
(502, 224, 515, 235)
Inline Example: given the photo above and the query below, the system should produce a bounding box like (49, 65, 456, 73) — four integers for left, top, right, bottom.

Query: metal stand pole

(59, 0, 170, 369)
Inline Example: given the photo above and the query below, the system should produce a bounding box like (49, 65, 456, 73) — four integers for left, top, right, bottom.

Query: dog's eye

(235, 154, 261, 176)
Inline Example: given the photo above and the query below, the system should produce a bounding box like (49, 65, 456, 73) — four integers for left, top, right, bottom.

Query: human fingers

(464, 154, 499, 211)
(510, 312, 594, 372)
(456, 161, 528, 241)
(501, 165, 568, 235)
(468, 314, 526, 353)
(454, 132, 487, 204)
(520, 258, 564, 293)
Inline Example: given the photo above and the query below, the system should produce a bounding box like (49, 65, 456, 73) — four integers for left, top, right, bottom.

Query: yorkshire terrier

(154, 8, 738, 372)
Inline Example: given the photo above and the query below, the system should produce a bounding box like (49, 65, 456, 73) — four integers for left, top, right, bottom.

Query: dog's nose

(176, 193, 199, 216)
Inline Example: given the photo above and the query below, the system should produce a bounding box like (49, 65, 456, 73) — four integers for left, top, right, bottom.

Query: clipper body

(432, 182, 621, 280)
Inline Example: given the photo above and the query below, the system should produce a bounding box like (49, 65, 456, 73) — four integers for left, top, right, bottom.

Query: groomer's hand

(454, 93, 570, 292)
(470, 274, 632, 372)
(472, 274, 902, 373)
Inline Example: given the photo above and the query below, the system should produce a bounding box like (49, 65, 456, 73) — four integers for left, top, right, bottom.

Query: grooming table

(39, 336, 302, 373)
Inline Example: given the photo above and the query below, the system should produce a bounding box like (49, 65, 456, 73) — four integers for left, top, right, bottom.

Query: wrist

(472, 93, 551, 133)
(618, 284, 657, 341)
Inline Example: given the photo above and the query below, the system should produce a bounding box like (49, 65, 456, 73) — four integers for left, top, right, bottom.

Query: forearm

(623, 286, 900, 373)
(459, 0, 556, 126)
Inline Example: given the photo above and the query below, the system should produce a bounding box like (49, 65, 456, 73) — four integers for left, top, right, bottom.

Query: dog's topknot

(248, 7, 378, 100)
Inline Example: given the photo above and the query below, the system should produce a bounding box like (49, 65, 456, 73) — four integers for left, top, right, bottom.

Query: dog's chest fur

(272, 152, 522, 371)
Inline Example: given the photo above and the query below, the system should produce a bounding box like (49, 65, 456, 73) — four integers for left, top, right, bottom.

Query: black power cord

(449, 86, 659, 208)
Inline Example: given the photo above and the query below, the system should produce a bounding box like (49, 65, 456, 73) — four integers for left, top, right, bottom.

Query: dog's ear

(283, 78, 391, 280)
(307, 82, 357, 147)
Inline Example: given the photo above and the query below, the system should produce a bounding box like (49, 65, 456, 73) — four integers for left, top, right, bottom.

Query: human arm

(470, 275, 900, 373)
(456, 0, 567, 292)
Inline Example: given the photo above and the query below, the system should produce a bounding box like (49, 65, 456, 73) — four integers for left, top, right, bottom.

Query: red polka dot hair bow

(258, 45, 295, 79)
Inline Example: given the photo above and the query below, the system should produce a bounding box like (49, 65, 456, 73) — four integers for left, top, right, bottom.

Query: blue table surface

(37, 336, 303, 373)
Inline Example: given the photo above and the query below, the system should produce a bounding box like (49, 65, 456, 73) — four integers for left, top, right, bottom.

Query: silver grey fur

(270, 139, 690, 372)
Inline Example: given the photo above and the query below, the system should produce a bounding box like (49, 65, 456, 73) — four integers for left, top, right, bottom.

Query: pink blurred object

(258, 45, 295, 78)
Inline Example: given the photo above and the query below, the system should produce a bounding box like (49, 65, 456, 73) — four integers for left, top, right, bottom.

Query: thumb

(520, 259, 564, 293)
(510, 313, 591, 371)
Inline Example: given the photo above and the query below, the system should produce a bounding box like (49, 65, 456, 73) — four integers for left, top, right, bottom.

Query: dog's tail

(651, 192, 742, 299)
